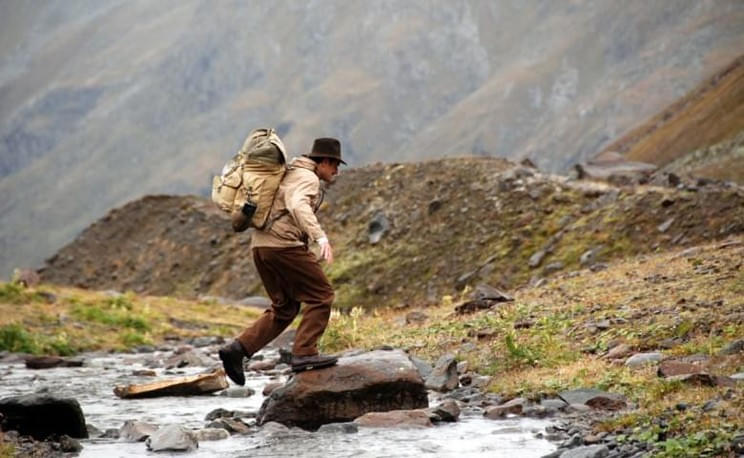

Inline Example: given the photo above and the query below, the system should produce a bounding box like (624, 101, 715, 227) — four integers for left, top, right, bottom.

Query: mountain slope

(39, 158, 744, 310)
(598, 54, 744, 182)
(2, 1, 744, 278)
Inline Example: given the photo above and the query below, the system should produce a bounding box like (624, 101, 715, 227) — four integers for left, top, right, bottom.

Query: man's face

(316, 158, 340, 183)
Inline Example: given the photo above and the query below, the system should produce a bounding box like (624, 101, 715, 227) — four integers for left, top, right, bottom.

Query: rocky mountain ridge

(39, 157, 744, 310)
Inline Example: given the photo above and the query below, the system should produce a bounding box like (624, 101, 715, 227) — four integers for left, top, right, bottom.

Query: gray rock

(426, 399, 460, 422)
(425, 354, 459, 392)
(731, 372, 744, 382)
(219, 387, 256, 398)
(472, 284, 513, 302)
(719, 339, 744, 355)
(625, 352, 663, 368)
(354, 409, 432, 428)
(657, 217, 675, 233)
(193, 428, 229, 441)
(484, 397, 527, 419)
(559, 444, 610, 458)
(0, 394, 88, 440)
(368, 212, 390, 244)
(120, 420, 159, 442)
(317, 422, 359, 434)
(145, 424, 198, 452)
(540, 398, 568, 411)
(204, 408, 234, 421)
(558, 389, 626, 410)
(529, 250, 547, 268)
(59, 435, 83, 453)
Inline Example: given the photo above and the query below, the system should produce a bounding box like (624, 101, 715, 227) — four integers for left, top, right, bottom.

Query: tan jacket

(250, 156, 327, 249)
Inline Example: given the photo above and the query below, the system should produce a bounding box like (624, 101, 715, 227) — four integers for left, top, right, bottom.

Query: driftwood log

(114, 369, 228, 399)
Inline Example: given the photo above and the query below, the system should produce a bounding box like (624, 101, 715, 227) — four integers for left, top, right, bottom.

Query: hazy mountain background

(1, 0, 744, 279)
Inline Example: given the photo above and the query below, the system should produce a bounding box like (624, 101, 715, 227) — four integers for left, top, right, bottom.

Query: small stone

(317, 422, 358, 434)
(625, 352, 663, 368)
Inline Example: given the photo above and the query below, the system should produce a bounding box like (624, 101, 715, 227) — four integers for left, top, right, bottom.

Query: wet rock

(219, 386, 256, 398)
(248, 359, 277, 371)
(206, 418, 251, 434)
(354, 409, 432, 428)
(193, 428, 229, 441)
(132, 369, 157, 377)
(25, 356, 84, 369)
(484, 397, 527, 418)
(101, 428, 120, 439)
(258, 349, 427, 429)
(54, 434, 82, 453)
(259, 421, 289, 435)
(164, 350, 211, 369)
(625, 352, 663, 368)
(120, 420, 158, 442)
(205, 408, 234, 421)
(425, 354, 459, 392)
(719, 339, 744, 355)
(263, 382, 284, 396)
(425, 399, 460, 423)
(0, 394, 88, 440)
(317, 422, 359, 434)
(145, 424, 198, 452)
(559, 444, 610, 458)
(86, 423, 103, 438)
(558, 389, 626, 411)
(540, 398, 568, 411)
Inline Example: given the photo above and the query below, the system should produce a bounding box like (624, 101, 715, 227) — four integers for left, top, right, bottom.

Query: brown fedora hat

(307, 137, 346, 165)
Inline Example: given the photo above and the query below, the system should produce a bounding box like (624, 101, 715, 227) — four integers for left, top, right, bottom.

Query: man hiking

(218, 137, 345, 385)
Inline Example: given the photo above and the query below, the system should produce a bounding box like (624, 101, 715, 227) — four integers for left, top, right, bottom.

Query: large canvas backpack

(211, 128, 288, 232)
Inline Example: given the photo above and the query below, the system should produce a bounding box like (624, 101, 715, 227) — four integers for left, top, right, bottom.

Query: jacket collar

(291, 156, 317, 172)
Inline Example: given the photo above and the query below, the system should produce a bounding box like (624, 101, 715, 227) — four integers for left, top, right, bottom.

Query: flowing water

(0, 347, 557, 458)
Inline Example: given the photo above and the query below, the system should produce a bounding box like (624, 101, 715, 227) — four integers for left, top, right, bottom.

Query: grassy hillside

(4, 236, 744, 456)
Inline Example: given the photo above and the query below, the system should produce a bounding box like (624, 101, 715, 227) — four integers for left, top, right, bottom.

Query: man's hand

(317, 237, 334, 264)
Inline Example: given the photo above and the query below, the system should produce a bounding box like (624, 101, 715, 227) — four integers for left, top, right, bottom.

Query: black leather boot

(290, 353, 338, 372)
(218, 340, 247, 385)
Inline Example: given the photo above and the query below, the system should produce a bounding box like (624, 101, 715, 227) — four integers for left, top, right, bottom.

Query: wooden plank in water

(114, 369, 228, 399)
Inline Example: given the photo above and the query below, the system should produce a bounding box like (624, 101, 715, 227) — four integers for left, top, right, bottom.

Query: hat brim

(305, 154, 347, 165)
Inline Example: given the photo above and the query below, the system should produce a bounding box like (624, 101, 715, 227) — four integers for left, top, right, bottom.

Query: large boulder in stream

(257, 349, 428, 429)
(0, 394, 88, 439)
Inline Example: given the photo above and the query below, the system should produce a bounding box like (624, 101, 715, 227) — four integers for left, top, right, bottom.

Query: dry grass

(0, 284, 261, 353)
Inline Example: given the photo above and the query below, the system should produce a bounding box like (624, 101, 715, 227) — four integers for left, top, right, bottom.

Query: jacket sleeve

(284, 172, 327, 243)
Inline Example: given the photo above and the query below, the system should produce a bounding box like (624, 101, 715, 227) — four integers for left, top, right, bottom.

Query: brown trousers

(237, 246, 334, 357)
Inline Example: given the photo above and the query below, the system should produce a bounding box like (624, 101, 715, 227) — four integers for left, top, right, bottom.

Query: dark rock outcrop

(0, 394, 88, 440)
(257, 349, 427, 429)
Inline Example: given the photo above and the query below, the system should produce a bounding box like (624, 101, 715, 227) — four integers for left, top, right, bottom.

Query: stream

(0, 345, 557, 457)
